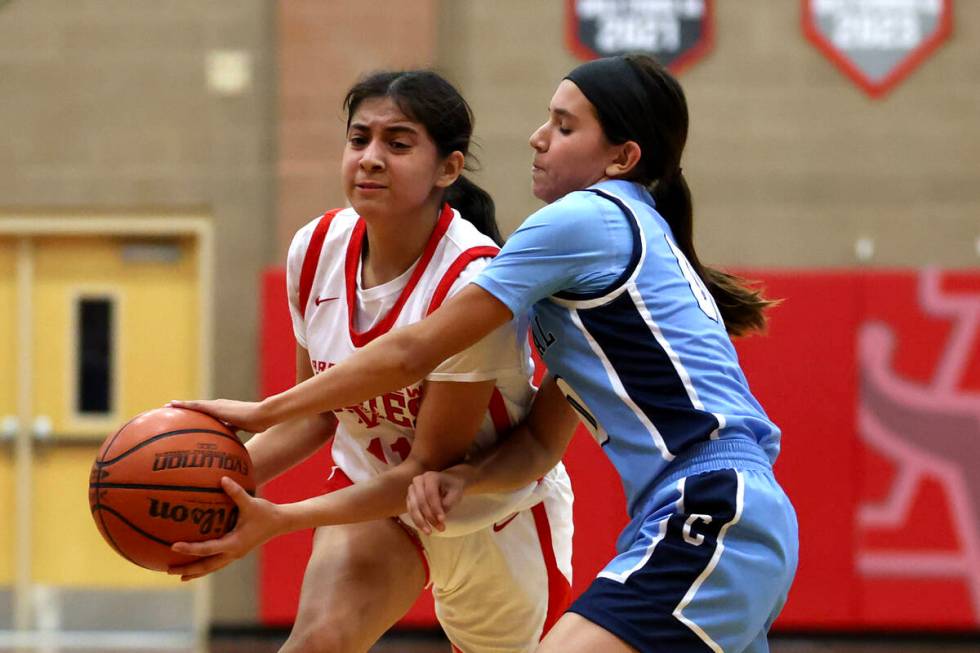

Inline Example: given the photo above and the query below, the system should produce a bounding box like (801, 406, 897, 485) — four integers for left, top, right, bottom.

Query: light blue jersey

(475, 179, 780, 520)
(474, 179, 797, 653)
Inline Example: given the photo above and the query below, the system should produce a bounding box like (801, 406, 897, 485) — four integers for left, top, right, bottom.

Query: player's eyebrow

(349, 121, 421, 136)
(383, 125, 420, 136)
(550, 107, 577, 121)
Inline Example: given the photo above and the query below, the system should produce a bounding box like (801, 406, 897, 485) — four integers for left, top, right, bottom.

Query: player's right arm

(407, 373, 580, 533)
(172, 285, 514, 431)
(173, 194, 631, 433)
(242, 344, 337, 486)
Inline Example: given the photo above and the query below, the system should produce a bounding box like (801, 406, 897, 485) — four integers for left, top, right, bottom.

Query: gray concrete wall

(0, 0, 276, 623)
(438, 0, 980, 268)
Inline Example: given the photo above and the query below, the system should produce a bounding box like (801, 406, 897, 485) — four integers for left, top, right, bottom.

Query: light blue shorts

(570, 465, 798, 653)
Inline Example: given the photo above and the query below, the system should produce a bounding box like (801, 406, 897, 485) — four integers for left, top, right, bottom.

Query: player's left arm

(167, 379, 493, 580)
(407, 373, 580, 533)
(276, 378, 495, 529)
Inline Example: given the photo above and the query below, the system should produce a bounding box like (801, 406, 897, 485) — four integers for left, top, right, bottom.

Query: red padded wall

(259, 268, 980, 631)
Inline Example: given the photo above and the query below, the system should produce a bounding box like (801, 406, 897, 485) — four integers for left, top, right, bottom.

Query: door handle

(32, 415, 52, 442)
(0, 415, 16, 442)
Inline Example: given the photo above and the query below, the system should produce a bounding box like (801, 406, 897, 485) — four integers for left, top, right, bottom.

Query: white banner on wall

(804, 0, 953, 98)
(565, 0, 714, 73)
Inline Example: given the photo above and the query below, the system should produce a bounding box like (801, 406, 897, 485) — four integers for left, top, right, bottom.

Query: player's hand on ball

(406, 470, 465, 534)
(168, 477, 284, 581)
(167, 398, 270, 434)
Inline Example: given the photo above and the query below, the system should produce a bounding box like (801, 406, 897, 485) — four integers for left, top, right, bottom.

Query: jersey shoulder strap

(425, 245, 500, 316)
(298, 208, 344, 317)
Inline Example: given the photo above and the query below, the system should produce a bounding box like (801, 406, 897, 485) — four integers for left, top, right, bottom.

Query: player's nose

(529, 122, 548, 152)
(359, 142, 385, 171)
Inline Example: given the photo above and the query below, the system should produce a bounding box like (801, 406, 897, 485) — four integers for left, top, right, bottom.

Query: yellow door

(30, 235, 202, 587)
(0, 239, 16, 591)
(0, 221, 213, 646)
(0, 231, 205, 604)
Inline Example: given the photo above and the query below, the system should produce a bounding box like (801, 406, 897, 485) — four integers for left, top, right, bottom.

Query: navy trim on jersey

(576, 290, 719, 455)
(553, 189, 642, 301)
(569, 470, 742, 653)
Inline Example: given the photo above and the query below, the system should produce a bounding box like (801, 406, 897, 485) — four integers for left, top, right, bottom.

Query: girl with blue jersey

(174, 54, 798, 653)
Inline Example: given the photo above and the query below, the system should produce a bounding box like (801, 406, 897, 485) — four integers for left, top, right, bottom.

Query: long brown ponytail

(571, 54, 777, 336)
(651, 168, 776, 337)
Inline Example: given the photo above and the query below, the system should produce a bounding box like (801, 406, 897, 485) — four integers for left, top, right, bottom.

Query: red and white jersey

(286, 204, 539, 534)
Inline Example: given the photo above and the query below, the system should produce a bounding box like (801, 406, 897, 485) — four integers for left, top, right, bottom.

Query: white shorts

(420, 465, 574, 653)
(324, 462, 574, 653)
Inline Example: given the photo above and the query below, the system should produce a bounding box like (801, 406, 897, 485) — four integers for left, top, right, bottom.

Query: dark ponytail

(569, 53, 777, 336)
(445, 175, 501, 245)
(344, 70, 502, 245)
(652, 171, 775, 336)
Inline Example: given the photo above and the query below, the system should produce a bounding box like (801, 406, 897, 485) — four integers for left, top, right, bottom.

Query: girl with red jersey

(170, 71, 573, 653)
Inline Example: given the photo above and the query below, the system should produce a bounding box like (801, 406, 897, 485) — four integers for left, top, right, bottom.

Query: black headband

(564, 56, 651, 145)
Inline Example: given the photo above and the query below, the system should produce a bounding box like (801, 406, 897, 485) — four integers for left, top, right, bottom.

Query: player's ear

(435, 151, 465, 189)
(605, 140, 642, 179)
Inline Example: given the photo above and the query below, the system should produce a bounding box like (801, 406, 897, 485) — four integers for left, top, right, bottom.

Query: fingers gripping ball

(88, 407, 256, 572)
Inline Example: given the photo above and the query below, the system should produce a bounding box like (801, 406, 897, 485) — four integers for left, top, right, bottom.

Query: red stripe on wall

(264, 267, 980, 631)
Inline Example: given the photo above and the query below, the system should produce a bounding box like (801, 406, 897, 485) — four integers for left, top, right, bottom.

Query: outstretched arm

(171, 285, 513, 432)
(244, 345, 336, 486)
(407, 374, 580, 533)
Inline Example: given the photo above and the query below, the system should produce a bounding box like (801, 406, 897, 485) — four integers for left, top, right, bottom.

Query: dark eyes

(347, 134, 411, 150)
(551, 117, 572, 135)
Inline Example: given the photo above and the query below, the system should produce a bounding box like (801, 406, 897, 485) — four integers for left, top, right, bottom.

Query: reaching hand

(406, 470, 466, 535)
(167, 477, 285, 582)
(167, 398, 271, 434)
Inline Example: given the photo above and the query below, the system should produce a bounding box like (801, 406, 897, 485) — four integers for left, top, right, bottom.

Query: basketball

(88, 406, 255, 572)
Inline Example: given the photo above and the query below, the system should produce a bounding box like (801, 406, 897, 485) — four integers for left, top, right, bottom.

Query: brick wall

(0, 0, 276, 623)
(438, 0, 980, 268)
(276, 0, 438, 257)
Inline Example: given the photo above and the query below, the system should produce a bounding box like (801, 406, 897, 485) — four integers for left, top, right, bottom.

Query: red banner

(259, 268, 980, 630)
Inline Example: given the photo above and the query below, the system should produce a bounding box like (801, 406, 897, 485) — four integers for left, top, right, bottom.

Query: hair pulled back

(574, 54, 776, 336)
(343, 70, 502, 245)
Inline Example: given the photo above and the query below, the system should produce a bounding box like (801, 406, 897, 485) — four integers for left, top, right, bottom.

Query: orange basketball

(88, 406, 255, 572)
